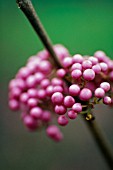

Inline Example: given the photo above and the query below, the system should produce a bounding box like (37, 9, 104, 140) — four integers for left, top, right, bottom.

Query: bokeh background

(1, 0, 113, 170)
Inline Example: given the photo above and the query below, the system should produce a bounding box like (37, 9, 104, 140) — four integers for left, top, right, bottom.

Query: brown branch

(16, 0, 62, 68)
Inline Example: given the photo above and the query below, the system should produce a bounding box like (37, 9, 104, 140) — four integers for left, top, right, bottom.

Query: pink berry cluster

(8, 44, 113, 142)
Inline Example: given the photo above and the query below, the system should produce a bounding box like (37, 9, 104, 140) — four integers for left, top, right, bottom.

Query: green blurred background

(1, 0, 113, 170)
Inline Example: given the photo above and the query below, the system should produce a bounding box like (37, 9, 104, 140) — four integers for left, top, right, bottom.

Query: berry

(67, 110, 77, 119)
(69, 84, 80, 96)
(103, 96, 111, 105)
(58, 115, 68, 126)
(55, 105, 67, 115)
(100, 82, 110, 92)
(64, 96, 75, 108)
(94, 88, 105, 98)
(71, 69, 82, 79)
(51, 92, 64, 105)
(83, 69, 95, 81)
(72, 103, 82, 113)
(79, 88, 92, 101)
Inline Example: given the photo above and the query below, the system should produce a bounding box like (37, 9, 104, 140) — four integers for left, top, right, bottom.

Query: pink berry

(34, 72, 45, 84)
(103, 96, 111, 105)
(92, 64, 101, 74)
(53, 85, 63, 93)
(73, 54, 83, 63)
(89, 56, 98, 65)
(26, 75, 37, 88)
(83, 69, 95, 81)
(27, 88, 38, 98)
(46, 85, 54, 97)
(82, 60, 92, 69)
(40, 79, 50, 89)
(72, 103, 82, 113)
(71, 63, 82, 71)
(94, 51, 106, 62)
(67, 110, 77, 119)
(69, 84, 80, 96)
(42, 111, 51, 122)
(23, 115, 38, 131)
(27, 98, 38, 108)
(100, 82, 110, 92)
(55, 105, 67, 115)
(58, 115, 68, 126)
(39, 60, 52, 74)
(62, 57, 73, 68)
(51, 92, 64, 105)
(100, 62, 108, 72)
(30, 107, 43, 119)
(37, 89, 46, 99)
(79, 88, 92, 101)
(64, 96, 75, 108)
(9, 99, 19, 111)
(94, 88, 105, 98)
(57, 68, 66, 78)
(20, 92, 29, 104)
(51, 78, 63, 86)
(71, 69, 82, 79)
(46, 125, 63, 142)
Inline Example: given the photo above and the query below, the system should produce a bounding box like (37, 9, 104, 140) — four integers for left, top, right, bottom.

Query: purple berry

(73, 54, 83, 63)
(71, 63, 82, 71)
(94, 88, 105, 98)
(53, 85, 63, 93)
(55, 105, 67, 115)
(27, 88, 38, 98)
(100, 82, 110, 92)
(82, 60, 92, 69)
(46, 125, 63, 142)
(42, 111, 51, 122)
(67, 110, 77, 119)
(64, 96, 75, 108)
(51, 92, 64, 105)
(83, 69, 95, 81)
(71, 69, 82, 79)
(92, 64, 101, 74)
(62, 57, 73, 68)
(58, 115, 68, 126)
(40, 79, 50, 89)
(57, 68, 66, 78)
(100, 62, 108, 72)
(89, 56, 98, 65)
(103, 96, 111, 105)
(27, 98, 38, 108)
(79, 88, 92, 101)
(23, 115, 38, 131)
(9, 99, 19, 111)
(72, 103, 82, 113)
(69, 84, 80, 96)
(37, 89, 46, 99)
(30, 107, 43, 119)
(20, 92, 29, 104)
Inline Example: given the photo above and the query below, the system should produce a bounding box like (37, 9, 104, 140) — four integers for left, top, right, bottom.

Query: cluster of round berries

(8, 44, 113, 142)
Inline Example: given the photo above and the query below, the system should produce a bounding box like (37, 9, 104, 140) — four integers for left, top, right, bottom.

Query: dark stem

(83, 116, 113, 169)
(16, 0, 113, 169)
(16, 0, 62, 68)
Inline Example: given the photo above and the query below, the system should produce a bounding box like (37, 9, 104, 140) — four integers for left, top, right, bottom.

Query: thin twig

(82, 116, 113, 169)
(16, 0, 62, 68)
